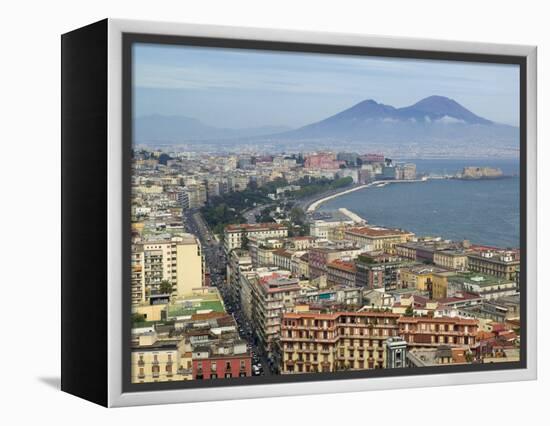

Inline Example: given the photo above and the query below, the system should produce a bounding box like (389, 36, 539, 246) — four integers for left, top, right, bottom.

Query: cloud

(437, 115, 466, 124)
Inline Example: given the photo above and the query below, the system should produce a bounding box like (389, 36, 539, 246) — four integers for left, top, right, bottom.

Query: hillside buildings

(130, 148, 521, 382)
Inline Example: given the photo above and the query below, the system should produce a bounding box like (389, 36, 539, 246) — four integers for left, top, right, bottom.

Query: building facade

(280, 311, 401, 374)
(224, 223, 288, 252)
(398, 317, 479, 349)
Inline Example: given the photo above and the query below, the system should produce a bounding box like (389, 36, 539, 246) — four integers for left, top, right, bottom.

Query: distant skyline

(133, 43, 520, 129)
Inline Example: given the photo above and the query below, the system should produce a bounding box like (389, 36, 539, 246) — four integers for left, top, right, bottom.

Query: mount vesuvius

(276, 96, 517, 145)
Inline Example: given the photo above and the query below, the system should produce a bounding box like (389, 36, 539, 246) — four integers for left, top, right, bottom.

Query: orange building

(398, 317, 478, 349)
(280, 311, 401, 374)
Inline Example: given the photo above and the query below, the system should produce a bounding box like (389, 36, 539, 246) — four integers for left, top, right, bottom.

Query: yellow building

(433, 249, 468, 271)
(344, 226, 414, 252)
(131, 234, 204, 304)
(432, 271, 455, 299)
(133, 303, 166, 322)
(400, 265, 455, 297)
(131, 333, 192, 383)
(175, 234, 204, 296)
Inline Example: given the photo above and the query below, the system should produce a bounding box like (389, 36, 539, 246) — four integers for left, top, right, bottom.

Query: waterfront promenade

(306, 177, 428, 212)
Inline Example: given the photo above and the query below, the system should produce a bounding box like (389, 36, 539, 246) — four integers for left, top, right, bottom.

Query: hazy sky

(133, 43, 520, 129)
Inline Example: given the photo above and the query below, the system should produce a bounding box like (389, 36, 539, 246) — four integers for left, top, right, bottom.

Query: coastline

(306, 178, 427, 213)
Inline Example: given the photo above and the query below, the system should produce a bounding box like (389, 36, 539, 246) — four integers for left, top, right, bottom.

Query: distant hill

(135, 114, 292, 144)
(135, 97, 519, 157)
(279, 96, 516, 142)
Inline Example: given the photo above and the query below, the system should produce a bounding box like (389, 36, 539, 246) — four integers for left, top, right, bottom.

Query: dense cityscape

(130, 150, 520, 383)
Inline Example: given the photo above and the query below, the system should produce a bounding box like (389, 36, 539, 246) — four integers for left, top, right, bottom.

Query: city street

(184, 209, 272, 376)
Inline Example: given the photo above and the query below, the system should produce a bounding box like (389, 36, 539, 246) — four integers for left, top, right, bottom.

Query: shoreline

(306, 178, 427, 213)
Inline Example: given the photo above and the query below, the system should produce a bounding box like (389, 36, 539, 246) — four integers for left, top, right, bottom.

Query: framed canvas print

(61, 19, 537, 407)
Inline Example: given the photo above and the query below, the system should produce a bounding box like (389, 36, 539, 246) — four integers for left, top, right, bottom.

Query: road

(184, 209, 272, 376)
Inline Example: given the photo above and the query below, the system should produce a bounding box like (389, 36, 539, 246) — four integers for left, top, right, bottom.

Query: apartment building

(308, 246, 362, 280)
(250, 272, 302, 360)
(131, 332, 191, 383)
(226, 249, 253, 304)
(326, 259, 357, 287)
(355, 251, 414, 290)
(290, 252, 309, 279)
(398, 317, 479, 349)
(467, 250, 520, 282)
(310, 219, 354, 239)
(433, 249, 468, 271)
(272, 248, 293, 271)
(131, 249, 145, 304)
(280, 311, 401, 373)
(192, 340, 252, 380)
(131, 234, 204, 303)
(345, 226, 414, 252)
(224, 223, 288, 252)
(448, 272, 518, 300)
(395, 240, 464, 263)
(399, 265, 455, 298)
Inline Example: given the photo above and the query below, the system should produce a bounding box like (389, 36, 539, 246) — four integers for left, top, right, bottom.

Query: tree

(404, 304, 414, 317)
(289, 207, 306, 225)
(159, 280, 173, 295)
(241, 234, 250, 250)
(132, 313, 146, 324)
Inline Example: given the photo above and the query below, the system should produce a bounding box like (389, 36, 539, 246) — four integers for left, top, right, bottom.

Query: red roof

(346, 226, 412, 237)
(328, 259, 357, 273)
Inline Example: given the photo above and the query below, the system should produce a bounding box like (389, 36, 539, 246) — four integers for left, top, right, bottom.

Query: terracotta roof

(273, 248, 293, 259)
(398, 316, 478, 325)
(190, 312, 227, 321)
(328, 259, 357, 273)
(283, 311, 400, 320)
(346, 226, 412, 237)
(477, 331, 496, 340)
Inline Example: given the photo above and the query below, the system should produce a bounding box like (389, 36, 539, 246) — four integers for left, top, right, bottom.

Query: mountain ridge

(135, 96, 518, 153)
(278, 95, 516, 144)
(134, 114, 292, 143)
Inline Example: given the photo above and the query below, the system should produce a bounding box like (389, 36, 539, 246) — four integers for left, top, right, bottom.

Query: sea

(319, 158, 520, 248)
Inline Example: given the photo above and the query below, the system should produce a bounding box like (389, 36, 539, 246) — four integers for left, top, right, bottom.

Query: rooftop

(403, 265, 453, 275)
(283, 311, 400, 321)
(225, 223, 287, 232)
(398, 316, 478, 325)
(346, 226, 413, 238)
(166, 290, 225, 318)
(448, 272, 515, 287)
(327, 258, 357, 273)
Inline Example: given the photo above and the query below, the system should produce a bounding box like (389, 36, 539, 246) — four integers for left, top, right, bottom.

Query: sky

(133, 43, 520, 129)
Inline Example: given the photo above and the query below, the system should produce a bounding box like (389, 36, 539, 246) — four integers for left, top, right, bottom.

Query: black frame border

(122, 32, 527, 394)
